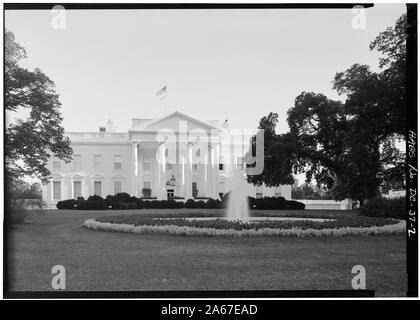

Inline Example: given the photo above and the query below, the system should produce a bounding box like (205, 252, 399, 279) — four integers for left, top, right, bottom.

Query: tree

(246, 14, 406, 204)
(246, 112, 295, 187)
(292, 183, 325, 200)
(287, 92, 348, 189)
(5, 30, 72, 185)
(331, 13, 407, 199)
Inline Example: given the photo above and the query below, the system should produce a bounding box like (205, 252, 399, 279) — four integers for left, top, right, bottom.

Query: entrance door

(167, 189, 174, 200)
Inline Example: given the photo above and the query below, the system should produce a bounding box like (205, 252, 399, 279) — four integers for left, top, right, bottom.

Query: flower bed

(84, 214, 405, 237)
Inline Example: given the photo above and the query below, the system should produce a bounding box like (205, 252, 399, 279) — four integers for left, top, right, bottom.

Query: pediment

(132, 111, 218, 133)
(90, 173, 105, 179)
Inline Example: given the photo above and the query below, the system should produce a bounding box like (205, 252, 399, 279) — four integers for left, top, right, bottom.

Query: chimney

(106, 119, 114, 132)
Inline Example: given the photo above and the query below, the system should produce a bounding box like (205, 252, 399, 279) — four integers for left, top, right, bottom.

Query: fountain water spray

(226, 168, 250, 222)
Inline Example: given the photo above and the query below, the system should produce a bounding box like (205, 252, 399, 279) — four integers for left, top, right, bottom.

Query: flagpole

(165, 83, 168, 115)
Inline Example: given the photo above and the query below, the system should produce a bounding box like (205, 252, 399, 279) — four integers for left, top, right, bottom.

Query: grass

(6, 209, 407, 296)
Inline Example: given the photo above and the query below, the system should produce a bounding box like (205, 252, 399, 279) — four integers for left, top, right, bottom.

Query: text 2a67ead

(205, 304, 257, 315)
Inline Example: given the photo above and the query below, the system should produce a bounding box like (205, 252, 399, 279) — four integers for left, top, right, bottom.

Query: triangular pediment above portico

(131, 111, 218, 133)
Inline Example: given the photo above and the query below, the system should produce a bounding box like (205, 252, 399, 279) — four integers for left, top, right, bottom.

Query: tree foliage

(246, 14, 407, 203)
(246, 112, 295, 187)
(5, 30, 72, 184)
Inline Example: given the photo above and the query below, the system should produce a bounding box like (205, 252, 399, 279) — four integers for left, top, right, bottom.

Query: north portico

(42, 111, 292, 208)
(130, 111, 223, 200)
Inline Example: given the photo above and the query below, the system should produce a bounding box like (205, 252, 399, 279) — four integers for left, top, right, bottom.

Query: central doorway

(167, 189, 174, 200)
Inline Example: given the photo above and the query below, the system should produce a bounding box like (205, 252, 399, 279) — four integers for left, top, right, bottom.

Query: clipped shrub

(286, 200, 306, 210)
(254, 196, 287, 210)
(56, 199, 78, 210)
(361, 197, 405, 219)
(105, 195, 115, 207)
(248, 196, 256, 209)
(206, 198, 222, 209)
(184, 199, 196, 208)
(77, 200, 107, 210)
(56, 192, 306, 211)
(114, 192, 131, 203)
(194, 201, 207, 209)
(220, 194, 304, 210)
(167, 199, 184, 209)
(118, 202, 137, 210)
(143, 200, 165, 209)
(134, 198, 145, 209)
(87, 195, 104, 202)
(142, 196, 157, 200)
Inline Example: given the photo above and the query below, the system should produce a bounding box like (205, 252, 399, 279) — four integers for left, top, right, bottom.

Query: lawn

(6, 209, 407, 296)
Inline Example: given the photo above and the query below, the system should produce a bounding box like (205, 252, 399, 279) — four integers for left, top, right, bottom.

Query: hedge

(360, 197, 405, 219)
(56, 193, 305, 210)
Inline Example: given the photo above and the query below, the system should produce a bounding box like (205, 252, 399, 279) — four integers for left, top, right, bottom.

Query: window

(114, 155, 122, 170)
(166, 162, 173, 171)
(193, 164, 198, 172)
(53, 158, 61, 170)
(73, 181, 82, 199)
(53, 181, 61, 200)
(192, 182, 198, 198)
(142, 181, 152, 198)
(143, 158, 152, 171)
(219, 163, 224, 171)
(114, 180, 122, 194)
(93, 181, 102, 196)
(93, 155, 102, 170)
(73, 155, 81, 171)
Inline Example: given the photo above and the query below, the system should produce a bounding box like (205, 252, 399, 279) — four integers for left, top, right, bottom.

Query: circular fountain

(83, 168, 405, 237)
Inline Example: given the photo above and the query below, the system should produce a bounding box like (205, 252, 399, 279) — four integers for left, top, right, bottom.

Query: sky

(5, 4, 406, 135)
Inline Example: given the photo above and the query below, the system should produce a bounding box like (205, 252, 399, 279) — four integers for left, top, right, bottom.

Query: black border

(3, 2, 417, 299)
(406, 3, 418, 298)
(5, 289, 375, 299)
(4, 3, 374, 10)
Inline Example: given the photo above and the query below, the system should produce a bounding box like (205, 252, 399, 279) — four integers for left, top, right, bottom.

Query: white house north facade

(42, 111, 291, 208)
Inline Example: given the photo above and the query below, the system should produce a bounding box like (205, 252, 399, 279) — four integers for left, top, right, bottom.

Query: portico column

(137, 143, 142, 198)
(213, 143, 220, 199)
(157, 142, 166, 200)
(206, 144, 213, 199)
(131, 141, 138, 196)
(185, 141, 193, 199)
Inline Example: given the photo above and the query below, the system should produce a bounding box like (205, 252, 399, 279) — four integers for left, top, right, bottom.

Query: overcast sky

(6, 4, 405, 134)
